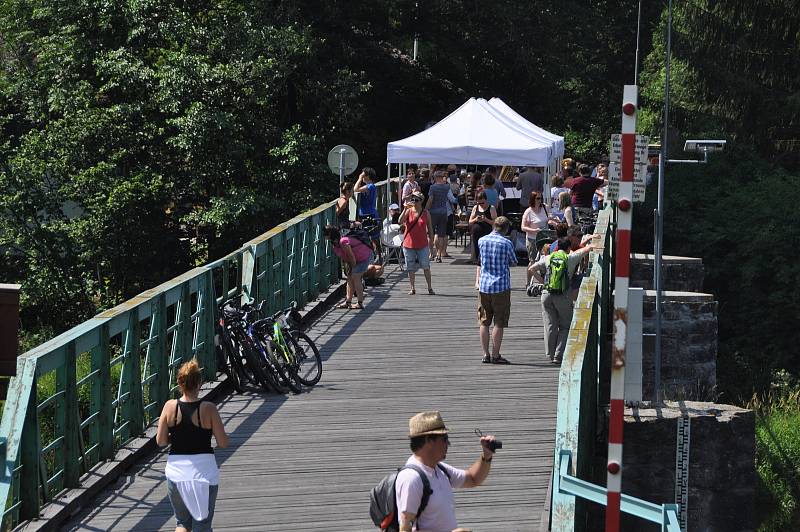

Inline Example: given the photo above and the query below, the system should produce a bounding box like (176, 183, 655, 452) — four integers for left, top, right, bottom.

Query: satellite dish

(327, 145, 359, 183)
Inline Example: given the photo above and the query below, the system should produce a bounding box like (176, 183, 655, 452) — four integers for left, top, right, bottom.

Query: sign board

(606, 134, 649, 202)
(610, 134, 649, 164)
(327, 145, 359, 179)
(605, 168, 647, 202)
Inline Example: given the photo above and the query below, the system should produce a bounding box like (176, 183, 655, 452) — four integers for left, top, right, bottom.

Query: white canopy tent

(487, 97, 564, 181)
(387, 97, 553, 166)
(385, 97, 564, 208)
(488, 98, 564, 159)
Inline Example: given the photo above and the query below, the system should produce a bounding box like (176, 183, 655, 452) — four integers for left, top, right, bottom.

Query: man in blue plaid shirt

(477, 216, 517, 364)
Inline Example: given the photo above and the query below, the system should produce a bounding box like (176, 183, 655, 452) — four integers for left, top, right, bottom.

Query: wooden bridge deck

(63, 248, 559, 532)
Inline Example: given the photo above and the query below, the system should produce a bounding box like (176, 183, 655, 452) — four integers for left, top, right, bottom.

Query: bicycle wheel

(216, 342, 243, 394)
(226, 332, 256, 386)
(232, 330, 282, 393)
(287, 331, 322, 386)
(260, 337, 302, 394)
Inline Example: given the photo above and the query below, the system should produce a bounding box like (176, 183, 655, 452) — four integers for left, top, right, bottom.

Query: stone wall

(616, 402, 756, 531)
(640, 291, 718, 402)
(630, 254, 705, 292)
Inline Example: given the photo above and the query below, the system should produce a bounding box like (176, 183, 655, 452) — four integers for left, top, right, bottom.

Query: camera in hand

(487, 440, 503, 452)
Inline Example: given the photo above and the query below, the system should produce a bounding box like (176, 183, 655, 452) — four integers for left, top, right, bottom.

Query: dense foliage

(634, 0, 800, 401)
(752, 380, 800, 530)
(1, 0, 798, 406)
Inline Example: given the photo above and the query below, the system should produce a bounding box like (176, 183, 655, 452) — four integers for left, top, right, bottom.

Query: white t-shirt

(523, 206, 549, 239)
(402, 180, 420, 203)
(395, 455, 467, 532)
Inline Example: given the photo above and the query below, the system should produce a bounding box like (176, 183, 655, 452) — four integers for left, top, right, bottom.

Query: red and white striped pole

(606, 84, 638, 532)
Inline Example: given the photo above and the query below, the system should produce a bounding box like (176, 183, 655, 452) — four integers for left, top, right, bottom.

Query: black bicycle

(218, 300, 284, 393)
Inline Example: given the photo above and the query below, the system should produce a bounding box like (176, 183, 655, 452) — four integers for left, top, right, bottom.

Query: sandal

(491, 355, 511, 365)
(482, 354, 492, 364)
(336, 301, 352, 309)
(351, 302, 364, 309)
(427, 287, 435, 295)
(408, 289, 416, 295)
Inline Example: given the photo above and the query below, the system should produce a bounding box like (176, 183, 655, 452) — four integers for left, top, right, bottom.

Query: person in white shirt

(396, 411, 498, 532)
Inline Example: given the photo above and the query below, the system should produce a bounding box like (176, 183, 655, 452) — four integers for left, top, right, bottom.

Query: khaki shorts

(477, 290, 511, 328)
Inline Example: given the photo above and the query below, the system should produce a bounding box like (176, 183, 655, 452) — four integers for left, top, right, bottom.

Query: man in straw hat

(395, 411, 498, 532)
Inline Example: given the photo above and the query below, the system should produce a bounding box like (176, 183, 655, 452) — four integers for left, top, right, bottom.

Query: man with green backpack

(529, 237, 594, 363)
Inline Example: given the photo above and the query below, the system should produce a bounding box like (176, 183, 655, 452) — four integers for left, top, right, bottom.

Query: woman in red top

(324, 225, 372, 309)
(399, 192, 435, 295)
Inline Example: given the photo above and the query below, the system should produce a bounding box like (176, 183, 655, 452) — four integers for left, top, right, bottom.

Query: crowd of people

(154, 158, 605, 532)
(326, 160, 604, 365)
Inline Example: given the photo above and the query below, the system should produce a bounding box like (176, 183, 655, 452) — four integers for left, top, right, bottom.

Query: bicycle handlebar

(220, 298, 299, 327)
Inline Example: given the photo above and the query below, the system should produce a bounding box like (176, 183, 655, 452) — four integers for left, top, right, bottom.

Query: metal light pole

(339, 148, 346, 185)
(654, 0, 673, 404)
(412, 2, 419, 61)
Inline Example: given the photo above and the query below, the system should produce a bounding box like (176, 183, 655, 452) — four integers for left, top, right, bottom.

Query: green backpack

(545, 250, 569, 294)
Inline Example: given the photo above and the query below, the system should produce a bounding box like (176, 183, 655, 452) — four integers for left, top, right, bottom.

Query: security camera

(684, 140, 726, 153)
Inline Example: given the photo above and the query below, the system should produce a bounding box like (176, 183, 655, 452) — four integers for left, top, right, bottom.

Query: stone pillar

(630, 254, 705, 292)
(640, 291, 718, 401)
(618, 402, 756, 532)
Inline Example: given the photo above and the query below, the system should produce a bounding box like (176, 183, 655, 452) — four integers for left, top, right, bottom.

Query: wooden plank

(63, 247, 559, 531)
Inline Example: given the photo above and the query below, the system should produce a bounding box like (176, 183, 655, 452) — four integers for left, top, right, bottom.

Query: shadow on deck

(63, 248, 559, 532)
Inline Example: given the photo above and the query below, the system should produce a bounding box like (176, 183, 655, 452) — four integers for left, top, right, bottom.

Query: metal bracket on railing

(555, 450, 682, 531)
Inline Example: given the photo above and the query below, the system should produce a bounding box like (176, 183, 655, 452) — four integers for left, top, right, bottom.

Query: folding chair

(381, 221, 404, 270)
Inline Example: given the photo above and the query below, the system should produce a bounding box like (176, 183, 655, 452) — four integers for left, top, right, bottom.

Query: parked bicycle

(215, 298, 322, 394)
(256, 303, 322, 388)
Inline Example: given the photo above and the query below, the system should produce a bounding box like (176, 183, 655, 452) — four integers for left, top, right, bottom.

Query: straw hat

(409, 411, 449, 438)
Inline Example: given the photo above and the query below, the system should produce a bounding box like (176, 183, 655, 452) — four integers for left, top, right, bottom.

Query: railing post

(62, 341, 80, 488)
(123, 313, 144, 438)
(241, 245, 256, 304)
(285, 225, 297, 305)
(94, 324, 114, 459)
(19, 380, 40, 520)
(275, 233, 288, 311)
(175, 283, 192, 376)
(308, 214, 321, 299)
(264, 244, 276, 315)
(198, 270, 217, 381)
(300, 218, 312, 306)
(151, 294, 169, 407)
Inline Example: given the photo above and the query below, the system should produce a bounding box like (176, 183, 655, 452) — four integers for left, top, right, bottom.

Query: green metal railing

(549, 206, 681, 530)
(0, 180, 392, 528)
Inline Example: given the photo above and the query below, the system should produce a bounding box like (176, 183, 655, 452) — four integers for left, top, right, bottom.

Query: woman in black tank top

(157, 359, 229, 530)
(169, 400, 214, 455)
(468, 190, 498, 265)
(337, 181, 355, 229)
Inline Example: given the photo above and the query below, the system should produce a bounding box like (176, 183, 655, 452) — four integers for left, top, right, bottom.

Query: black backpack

(369, 464, 451, 531)
(346, 227, 375, 251)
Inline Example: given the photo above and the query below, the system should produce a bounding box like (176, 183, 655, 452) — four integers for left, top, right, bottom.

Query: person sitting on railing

(529, 237, 595, 364)
(336, 181, 360, 231)
(157, 358, 229, 532)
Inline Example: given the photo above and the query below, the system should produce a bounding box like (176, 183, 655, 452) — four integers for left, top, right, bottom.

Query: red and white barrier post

(606, 84, 638, 532)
